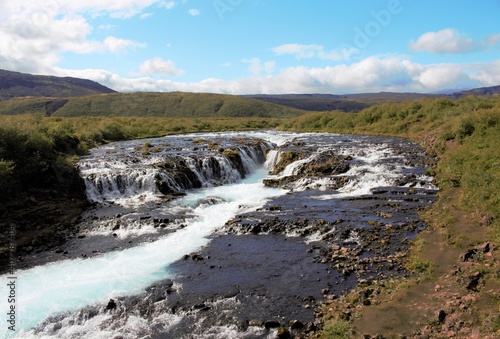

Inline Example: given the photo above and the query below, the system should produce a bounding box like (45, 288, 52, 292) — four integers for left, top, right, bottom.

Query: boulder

(289, 319, 305, 329)
(466, 271, 482, 291)
(264, 320, 281, 329)
(437, 309, 447, 323)
(459, 248, 477, 262)
(277, 327, 291, 339)
(302, 152, 350, 176)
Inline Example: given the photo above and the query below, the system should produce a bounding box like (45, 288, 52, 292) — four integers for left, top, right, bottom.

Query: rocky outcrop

(271, 150, 307, 175)
(265, 143, 352, 190)
(81, 136, 272, 203)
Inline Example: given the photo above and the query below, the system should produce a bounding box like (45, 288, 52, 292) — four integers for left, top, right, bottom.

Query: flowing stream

(0, 131, 437, 338)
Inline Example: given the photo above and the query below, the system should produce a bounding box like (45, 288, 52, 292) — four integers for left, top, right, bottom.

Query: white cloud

(0, 0, 162, 19)
(188, 9, 200, 16)
(139, 57, 184, 76)
(60, 0, 160, 18)
(468, 60, 500, 86)
(272, 43, 358, 61)
(0, 0, 150, 73)
(409, 28, 500, 54)
(160, 1, 176, 10)
(99, 24, 117, 30)
(56, 57, 500, 95)
(0, 11, 101, 73)
(486, 33, 500, 46)
(242, 58, 275, 75)
(140, 12, 153, 19)
(104, 36, 146, 53)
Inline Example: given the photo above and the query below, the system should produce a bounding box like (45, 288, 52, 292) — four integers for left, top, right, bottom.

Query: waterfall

(79, 136, 273, 205)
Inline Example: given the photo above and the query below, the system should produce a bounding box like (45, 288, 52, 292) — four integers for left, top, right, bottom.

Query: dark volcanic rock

(106, 299, 117, 310)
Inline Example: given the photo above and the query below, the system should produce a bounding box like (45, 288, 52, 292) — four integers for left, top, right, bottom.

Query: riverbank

(317, 189, 499, 338)
(0, 190, 88, 274)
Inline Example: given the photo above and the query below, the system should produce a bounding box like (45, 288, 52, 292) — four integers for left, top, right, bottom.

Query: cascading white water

(0, 167, 286, 338)
(78, 135, 272, 206)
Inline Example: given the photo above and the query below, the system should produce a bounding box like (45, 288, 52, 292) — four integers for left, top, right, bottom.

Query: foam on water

(0, 168, 285, 338)
(314, 143, 410, 199)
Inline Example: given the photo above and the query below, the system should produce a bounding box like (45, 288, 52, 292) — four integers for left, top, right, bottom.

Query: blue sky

(0, 0, 499, 94)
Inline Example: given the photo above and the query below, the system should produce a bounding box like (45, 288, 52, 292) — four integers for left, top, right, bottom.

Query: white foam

(313, 143, 409, 199)
(0, 168, 286, 338)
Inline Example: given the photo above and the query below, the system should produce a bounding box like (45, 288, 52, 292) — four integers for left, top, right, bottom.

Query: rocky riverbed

(2, 131, 438, 338)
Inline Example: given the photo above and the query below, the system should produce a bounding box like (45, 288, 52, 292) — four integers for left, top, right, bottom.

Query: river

(0, 131, 438, 338)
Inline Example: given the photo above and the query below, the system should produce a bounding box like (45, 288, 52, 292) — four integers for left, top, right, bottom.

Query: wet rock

(250, 225, 262, 234)
(106, 299, 117, 310)
(264, 320, 281, 329)
(248, 319, 263, 327)
(191, 254, 204, 261)
(303, 321, 317, 332)
(289, 319, 305, 329)
(277, 327, 291, 339)
(193, 303, 210, 311)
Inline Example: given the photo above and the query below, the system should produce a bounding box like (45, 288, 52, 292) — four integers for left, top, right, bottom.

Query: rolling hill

(0, 69, 115, 100)
(0, 92, 306, 118)
(246, 92, 439, 112)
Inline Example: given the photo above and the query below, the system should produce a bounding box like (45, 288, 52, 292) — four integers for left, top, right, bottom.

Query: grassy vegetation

(0, 92, 306, 118)
(321, 318, 351, 338)
(0, 97, 56, 115)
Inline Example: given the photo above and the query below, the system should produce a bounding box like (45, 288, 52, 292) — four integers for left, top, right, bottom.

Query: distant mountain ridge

(0, 69, 116, 100)
(451, 85, 500, 98)
(245, 92, 438, 112)
(246, 87, 500, 112)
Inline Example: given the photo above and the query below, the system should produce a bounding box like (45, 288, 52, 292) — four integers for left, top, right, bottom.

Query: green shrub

(322, 319, 351, 338)
(456, 118, 475, 140)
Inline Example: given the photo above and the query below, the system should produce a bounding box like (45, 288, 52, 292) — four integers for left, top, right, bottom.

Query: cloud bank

(59, 57, 500, 94)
